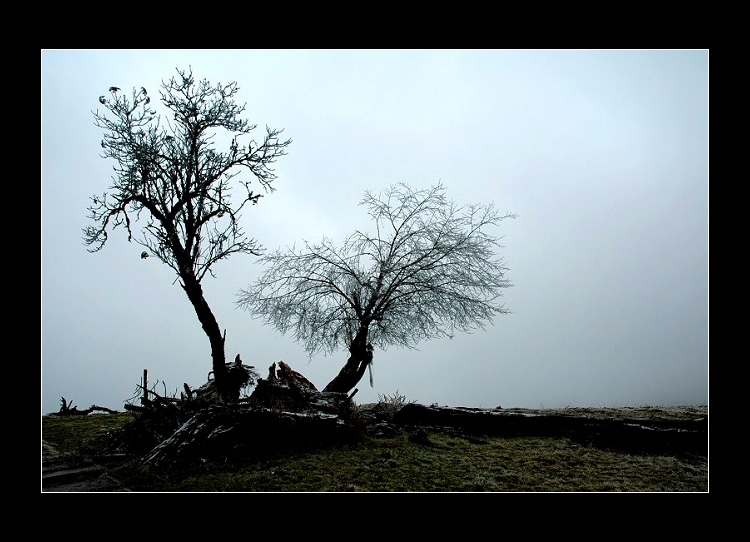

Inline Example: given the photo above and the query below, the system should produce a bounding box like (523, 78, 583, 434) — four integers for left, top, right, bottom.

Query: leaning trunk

(180, 275, 231, 401)
(323, 326, 373, 394)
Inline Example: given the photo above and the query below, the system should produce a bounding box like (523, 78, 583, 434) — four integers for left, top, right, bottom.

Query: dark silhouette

(84, 67, 291, 402)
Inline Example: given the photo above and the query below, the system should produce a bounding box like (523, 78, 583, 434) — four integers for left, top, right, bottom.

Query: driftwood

(54, 397, 120, 416)
(140, 361, 356, 466)
(141, 402, 354, 467)
(124, 360, 259, 413)
(111, 361, 356, 466)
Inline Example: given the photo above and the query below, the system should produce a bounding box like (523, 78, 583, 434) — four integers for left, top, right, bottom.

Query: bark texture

(323, 329, 373, 394)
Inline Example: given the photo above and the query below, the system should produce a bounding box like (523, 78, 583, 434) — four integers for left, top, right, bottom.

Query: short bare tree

(237, 182, 516, 395)
(84, 67, 291, 402)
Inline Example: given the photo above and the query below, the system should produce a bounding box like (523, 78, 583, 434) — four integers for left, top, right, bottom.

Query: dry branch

(54, 396, 120, 416)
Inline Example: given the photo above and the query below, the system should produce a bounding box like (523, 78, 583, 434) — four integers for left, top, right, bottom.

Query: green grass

(42, 410, 707, 492)
(42, 412, 136, 455)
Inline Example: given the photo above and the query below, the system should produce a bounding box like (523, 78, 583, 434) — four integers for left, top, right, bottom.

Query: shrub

(373, 391, 415, 422)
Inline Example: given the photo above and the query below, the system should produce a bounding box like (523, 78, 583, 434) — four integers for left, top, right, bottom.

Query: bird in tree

(84, 67, 291, 402)
(237, 182, 516, 395)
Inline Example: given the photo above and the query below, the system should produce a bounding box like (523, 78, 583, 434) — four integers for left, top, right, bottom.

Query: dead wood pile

(109, 361, 359, 466)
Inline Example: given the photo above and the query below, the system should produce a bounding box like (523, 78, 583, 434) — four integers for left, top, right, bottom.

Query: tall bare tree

(237, 182, 516, 395)
(84, 67, 291, 402)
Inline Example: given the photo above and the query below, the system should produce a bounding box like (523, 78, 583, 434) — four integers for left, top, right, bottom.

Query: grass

(42, 412, 136, 456)
(42, 405, 707, 492)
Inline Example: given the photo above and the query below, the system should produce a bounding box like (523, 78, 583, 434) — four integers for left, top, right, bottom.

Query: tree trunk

(323, 327, 373, 394)
(180, 275, 232, 401)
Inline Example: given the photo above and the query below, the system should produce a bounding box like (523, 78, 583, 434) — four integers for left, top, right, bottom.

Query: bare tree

(237, 182, 517, 395)
(84, 67, 291, 402)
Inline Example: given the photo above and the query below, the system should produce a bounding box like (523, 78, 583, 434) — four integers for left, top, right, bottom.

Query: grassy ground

(41, 405, 708, 492)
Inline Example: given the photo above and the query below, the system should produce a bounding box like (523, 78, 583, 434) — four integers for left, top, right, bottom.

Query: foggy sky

(41, 49, 708, 415)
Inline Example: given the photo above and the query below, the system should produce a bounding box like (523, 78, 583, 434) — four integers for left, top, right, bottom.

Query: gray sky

(41, 49, 708, 415)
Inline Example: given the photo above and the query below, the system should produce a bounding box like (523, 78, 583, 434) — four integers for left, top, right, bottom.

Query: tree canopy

(84, 68, 291, 278)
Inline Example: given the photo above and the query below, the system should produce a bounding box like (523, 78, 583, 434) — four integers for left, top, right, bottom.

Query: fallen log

(114, 361, 357, 466)
(53, 397, 120, 416)
(141, 402, 357, 467)
(392, 404, 708, 456)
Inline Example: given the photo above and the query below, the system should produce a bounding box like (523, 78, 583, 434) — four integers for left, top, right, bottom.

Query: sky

(41, 49, 709, 415)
